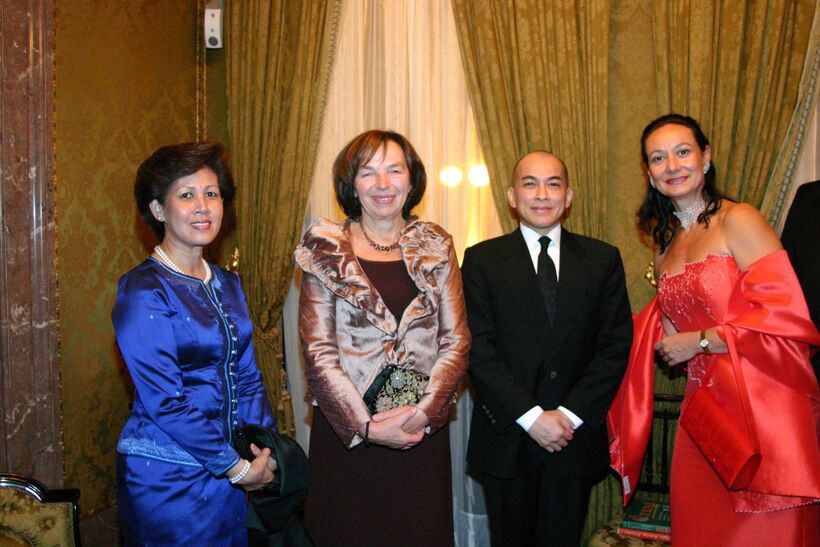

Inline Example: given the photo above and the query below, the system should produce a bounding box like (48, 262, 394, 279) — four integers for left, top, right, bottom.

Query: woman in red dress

(610, 114, 820, 545)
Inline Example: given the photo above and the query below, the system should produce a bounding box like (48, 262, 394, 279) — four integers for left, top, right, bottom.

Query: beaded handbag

(363, 365, 429, 414)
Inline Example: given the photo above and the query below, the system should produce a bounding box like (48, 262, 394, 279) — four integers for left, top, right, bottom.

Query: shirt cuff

(516, 405, 544, 432)
(558, 406, 583, 429)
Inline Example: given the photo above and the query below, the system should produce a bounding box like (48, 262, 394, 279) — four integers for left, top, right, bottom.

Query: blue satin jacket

(113, 258, 274, 476)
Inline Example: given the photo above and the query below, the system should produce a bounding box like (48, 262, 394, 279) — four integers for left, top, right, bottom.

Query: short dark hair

(637, 113, 726, 252)
(332, 130, 426, 220)
(134, 141, 235, 239)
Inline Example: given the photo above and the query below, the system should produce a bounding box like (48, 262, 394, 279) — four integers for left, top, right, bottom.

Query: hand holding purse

(679, 352, 761, 490)
(362, 365, 429, 414)
(679, 385, 761, 490)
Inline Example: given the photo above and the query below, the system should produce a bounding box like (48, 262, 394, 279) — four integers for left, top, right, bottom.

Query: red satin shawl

(608, 250, 820, 512)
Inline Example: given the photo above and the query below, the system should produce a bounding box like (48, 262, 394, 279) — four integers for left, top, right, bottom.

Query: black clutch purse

(362, 365, 429, 414)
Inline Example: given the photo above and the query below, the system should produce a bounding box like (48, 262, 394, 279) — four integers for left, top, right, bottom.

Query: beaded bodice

(657, 254, 739, 388)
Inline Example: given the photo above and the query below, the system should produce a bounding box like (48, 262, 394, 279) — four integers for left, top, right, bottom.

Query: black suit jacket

(781, 180, 820, 378)
(463, 227, 632, 480)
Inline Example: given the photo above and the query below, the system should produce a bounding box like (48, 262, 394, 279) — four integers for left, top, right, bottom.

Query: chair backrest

(0, 472, 82, 546)
(637, 393, 683, 494)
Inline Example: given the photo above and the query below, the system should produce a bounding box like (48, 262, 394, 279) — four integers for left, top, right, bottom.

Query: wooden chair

(0, 472, 81, 546)
(588, 393, 683, 546)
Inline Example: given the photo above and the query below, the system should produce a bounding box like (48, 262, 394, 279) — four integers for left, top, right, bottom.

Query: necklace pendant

(673, 194, 708, 230)
(361, 225, 400, 253)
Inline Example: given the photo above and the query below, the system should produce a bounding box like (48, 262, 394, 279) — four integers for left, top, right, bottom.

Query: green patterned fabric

(56, 0, 201, 514)
(451, 0, 610, 240)
(0, 489, 76, 546)
(226, 0, 342, 434)
(650, 0, 816, 209)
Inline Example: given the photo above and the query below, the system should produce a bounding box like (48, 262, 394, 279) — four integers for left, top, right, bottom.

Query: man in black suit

(462, 151, 632, 546)
(781, 179, 820, 379)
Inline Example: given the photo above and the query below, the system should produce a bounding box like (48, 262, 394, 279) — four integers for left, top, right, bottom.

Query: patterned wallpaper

(606, 1, 659, 311)
(55, 0, 201, 514)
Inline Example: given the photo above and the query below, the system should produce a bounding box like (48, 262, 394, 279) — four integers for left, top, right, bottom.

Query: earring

(703, 161, 711, 174)
(153, 206, 164, 222)
(648, 175, 656, 189)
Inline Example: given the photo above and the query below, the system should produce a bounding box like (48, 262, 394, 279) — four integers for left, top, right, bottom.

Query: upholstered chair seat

(0, 473, 81, 546)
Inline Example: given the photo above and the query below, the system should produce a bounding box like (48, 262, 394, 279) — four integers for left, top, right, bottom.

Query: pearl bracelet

(228, 460, 251, 484)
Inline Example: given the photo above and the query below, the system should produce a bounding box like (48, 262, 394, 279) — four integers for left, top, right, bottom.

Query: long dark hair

(636, 114, 726, 252)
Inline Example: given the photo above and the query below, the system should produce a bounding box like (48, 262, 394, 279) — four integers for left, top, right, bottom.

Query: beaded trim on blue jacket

(117, 437, 238, 472)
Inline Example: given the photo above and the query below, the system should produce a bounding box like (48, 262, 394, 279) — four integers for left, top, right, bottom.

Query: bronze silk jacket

(294, 217, 470, 447)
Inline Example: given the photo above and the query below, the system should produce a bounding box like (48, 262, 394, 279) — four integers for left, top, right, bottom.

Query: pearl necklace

(361, 225, 400, 253)
(154, 245, 212, 283)
(673, 194, 708, 230)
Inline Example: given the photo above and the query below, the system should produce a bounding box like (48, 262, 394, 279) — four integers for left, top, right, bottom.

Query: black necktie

(537, 236, 558, 324)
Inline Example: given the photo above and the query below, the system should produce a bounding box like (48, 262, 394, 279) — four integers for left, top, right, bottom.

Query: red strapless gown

(658, 254, 820, 546)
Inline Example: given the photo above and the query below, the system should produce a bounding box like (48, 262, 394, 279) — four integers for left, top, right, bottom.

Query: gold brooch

(644, 261, 658, 287)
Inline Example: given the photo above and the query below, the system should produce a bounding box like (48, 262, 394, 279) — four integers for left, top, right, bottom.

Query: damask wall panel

(0, 0, 61, 486)
(607, 0, 659, 311)
(203, 46, 236, 266)
(55, 0, 200, 513)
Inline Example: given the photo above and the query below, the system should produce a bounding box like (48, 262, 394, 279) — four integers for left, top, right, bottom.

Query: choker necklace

(673, 194, 708, 230)
(154, 245, 212, 283)
(361, 225, 400, 253)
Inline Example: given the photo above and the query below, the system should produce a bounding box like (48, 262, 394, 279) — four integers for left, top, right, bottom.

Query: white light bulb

(468, 164, 490, 187)
(439, 166, 463, 187)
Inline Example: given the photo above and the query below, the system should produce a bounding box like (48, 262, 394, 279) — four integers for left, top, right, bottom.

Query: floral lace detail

(657, 254, 738, 388)
(658, 252, 733, 281)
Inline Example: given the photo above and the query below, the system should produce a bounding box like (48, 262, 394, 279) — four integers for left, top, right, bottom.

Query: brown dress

(304, 258, 455, 547)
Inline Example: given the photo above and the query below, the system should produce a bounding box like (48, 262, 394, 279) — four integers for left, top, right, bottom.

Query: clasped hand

(230, 443, 278, 491)
(529, 410, 574, 453)
(367, 406, 429, 450)
(655, 331, 700, 366)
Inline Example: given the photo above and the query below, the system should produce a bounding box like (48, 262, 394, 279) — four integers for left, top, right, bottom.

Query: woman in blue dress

(113, 142, 277, 546)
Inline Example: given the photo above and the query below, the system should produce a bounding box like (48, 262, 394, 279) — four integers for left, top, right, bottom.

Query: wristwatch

(699, 329, 710, 353)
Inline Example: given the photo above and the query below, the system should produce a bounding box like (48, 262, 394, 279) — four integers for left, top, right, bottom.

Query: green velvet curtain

(451, 0, 818, 539)
(762, 7, 820, 225)
(451, 0, 611, 239)
(226, 0, 341, 435)
(651, 0, 816, 206)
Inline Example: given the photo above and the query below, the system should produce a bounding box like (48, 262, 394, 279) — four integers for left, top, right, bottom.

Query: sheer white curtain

(282, 1, 500, 545)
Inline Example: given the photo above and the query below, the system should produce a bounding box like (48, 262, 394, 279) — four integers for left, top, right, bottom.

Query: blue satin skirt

(117, 454, 248, 546)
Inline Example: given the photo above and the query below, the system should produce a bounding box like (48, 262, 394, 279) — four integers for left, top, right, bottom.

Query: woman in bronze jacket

(294, 130, 470, 546)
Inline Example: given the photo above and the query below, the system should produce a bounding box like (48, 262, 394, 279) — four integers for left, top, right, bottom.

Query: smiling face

(644, 123, 711, 202)
(151, 167, 223, 251)
(507, 152, 573, 234)
(354, 140, 411, 224)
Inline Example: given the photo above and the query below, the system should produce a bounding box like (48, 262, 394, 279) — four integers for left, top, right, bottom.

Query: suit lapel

(551, 230, 588, 348)
(498, 230, 552, 338)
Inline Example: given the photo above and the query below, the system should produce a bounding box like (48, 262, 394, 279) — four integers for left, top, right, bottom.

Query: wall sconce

(439, 164, 490, 188)
(467, 165, 490, 187)
(439, 166, 464, 187)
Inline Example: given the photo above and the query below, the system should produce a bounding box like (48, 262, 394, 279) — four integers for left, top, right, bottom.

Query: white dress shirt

(514, 223, 584, 431)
